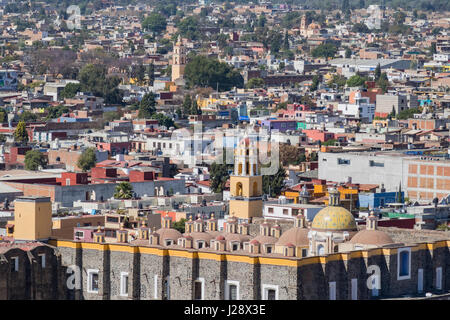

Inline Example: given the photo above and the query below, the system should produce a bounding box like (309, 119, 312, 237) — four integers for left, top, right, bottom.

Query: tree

(263, 166, 286, 197)
(352, 23, 370, 34)
(141, 13, 167, 34)
(311, 43, 337, 59)
(173, 218, 186, 233)
(190, 99, 201, 116)
(77, 147, 97, 172)
(152, 113, 175, 128)
(46, 105, 69, 119)
(114, 182, 133, 199)
(374, 63, 381, 81)
(346, 75, 366, 87)
(60, 83, 81, 99)
(0, 109, 7, 123)
(19, 111, 37, 122)
(131, 64, 146, 84)
(328, 74, 347, 89)
(14, 121, 28, 144)
(138, 92, 156, 119)
(182, 94, 192, 118)
(283, 30, 289, 51)
(78, 64, 123, 105)
(246, 78, 265, 89)
(210, 162, 229, 193)
(377, 73, 389, 93)
(280, 144, 302, 166)
(147, 63, 155, 85)
(184, 55, 244, 92)
(310, 75, 321, 91)
(177, 16, 200, 40)
(322, 139, 337, 146)
(345, 48, 352, 58)
(24, 150, 47, 171)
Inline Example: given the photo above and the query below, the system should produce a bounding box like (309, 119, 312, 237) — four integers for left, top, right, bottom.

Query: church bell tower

(229, 136, 263, 220)
(171, 35, 186, 82)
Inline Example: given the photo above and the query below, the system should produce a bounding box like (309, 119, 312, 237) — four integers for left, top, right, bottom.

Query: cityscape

(0, 0, 448, 303)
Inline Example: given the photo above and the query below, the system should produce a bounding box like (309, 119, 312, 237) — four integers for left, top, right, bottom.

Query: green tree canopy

(210, 162, 230, 193)
(263, 166, 286, 197)
(184, 55, 244, 92)
(114, 182, 133, 199)
(177, 16, 200, 40)
(138, 92, 157, 119)
(173, 218, 186, 233)
(14, 121, 29, 144)
(60, 83, 81, 99)
(25, 150, 47, 171)
(311, 43, 337, 59)
(46, 105, 70, 119)
(346, 74, 367, 87)
(78, 64, 123, 105)
(77, 147, 97, 172)
(19, 111, 38, 122)
(141, 13, 167, 34)
(246, 78, 265, 89)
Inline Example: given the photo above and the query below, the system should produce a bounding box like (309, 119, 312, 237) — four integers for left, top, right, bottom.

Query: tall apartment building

(318, 151, 450, 202)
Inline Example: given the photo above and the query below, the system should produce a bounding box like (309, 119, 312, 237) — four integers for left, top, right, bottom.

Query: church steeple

(172, 35, 186, 82)
(229, 135, 263, 221)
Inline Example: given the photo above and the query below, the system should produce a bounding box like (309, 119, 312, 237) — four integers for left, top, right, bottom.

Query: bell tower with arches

(171, 35, 186, 82)
(229, 136, 263, 220)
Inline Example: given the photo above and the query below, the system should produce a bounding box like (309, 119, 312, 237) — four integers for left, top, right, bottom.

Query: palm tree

(114, 182, 133, 199)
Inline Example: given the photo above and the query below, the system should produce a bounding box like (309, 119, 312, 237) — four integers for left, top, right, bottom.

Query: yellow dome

(311, 206, 357, 231)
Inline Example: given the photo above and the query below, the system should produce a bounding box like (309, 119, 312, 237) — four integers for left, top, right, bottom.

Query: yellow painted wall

(229, 199, 263, 219)
(230, 176, 262, 197)
(14, 199, 52, 241)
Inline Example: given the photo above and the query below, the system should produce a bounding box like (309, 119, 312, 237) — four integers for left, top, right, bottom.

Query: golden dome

(311, 206, 357, 231)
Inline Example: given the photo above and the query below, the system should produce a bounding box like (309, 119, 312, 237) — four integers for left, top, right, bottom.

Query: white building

(263, 200, 323, 222)
(337, 93, 375, 122)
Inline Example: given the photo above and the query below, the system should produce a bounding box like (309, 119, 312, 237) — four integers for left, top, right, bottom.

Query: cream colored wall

(14, 200, 52, 241)
(230, 176, 262, 197)
(229, 199, 263, 219)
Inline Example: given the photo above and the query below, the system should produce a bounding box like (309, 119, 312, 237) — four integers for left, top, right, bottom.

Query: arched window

(238, 163, 243, 175)
(334, 245, 339, 253)
(318, 244, 325, 255)
(236, 182, 243, 197)
(252, 181, 258, 197)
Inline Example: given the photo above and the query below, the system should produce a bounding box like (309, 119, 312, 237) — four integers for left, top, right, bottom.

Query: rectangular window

(11, 257, 18, 272)
(225, 280, 239, 300)
(302, 249, 308, 257)
(283, 209, 288, 215)
(88, 269, 99, 293)
(120, 272, 129, 297)
(369, 160, 384, 167)
(194, 279, 204, 300)
(262, 284, 278, 300)
(75, 231, 84, 238)
(351, 278, 357, 300)
(397, 248, 411, 280)
(338, 158, 351, 165)
(38, 254, 46, 268)
(268, 207, 274, 214)
(418, 268, 424, 293)
(329, 282, 336, 300)
(436, 267, 442, 290)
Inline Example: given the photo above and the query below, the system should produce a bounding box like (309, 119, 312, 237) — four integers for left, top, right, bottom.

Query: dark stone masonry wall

(0, 240, 448, 300)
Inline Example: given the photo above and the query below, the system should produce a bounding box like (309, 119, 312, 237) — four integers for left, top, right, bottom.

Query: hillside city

(0, 0, 448, 301)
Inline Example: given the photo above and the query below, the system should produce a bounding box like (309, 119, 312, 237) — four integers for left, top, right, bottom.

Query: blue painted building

(358, 191, 404, 209)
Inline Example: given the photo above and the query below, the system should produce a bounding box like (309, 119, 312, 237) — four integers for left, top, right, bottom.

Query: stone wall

(52, 239, 450, 300)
